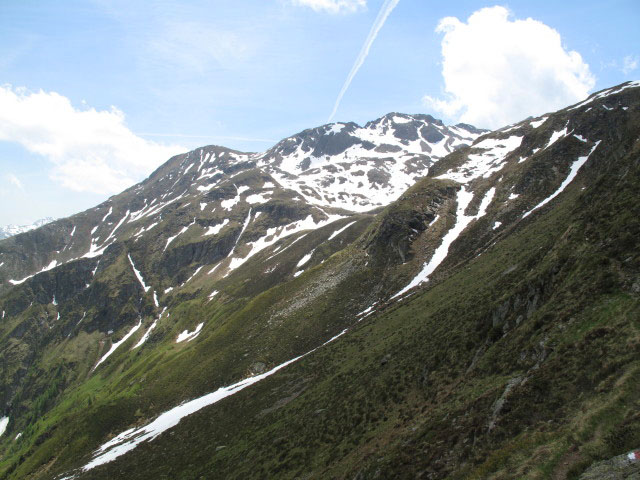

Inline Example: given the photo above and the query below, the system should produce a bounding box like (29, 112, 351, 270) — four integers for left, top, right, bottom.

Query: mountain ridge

(0, 218, 55, 241)
(0, 81, 638, 480)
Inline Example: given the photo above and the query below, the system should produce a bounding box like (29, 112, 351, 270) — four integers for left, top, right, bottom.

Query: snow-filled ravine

(392, 186, 495, 299)
(523, 142, 600, 218)
(93, 320, 143, 370)
(0, 416, 8, 437)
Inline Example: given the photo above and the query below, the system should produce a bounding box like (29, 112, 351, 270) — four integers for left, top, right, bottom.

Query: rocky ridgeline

(0, 81, 638, 480)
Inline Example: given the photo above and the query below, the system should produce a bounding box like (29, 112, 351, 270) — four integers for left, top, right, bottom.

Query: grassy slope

(63, 123, 640, 479)
(1, 84, 638, 479)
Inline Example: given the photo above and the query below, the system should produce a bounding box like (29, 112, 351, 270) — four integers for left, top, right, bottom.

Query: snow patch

(94, 320, 142, 370)
(176, 323, 204, 343)
(184, 266, 204, 284)
(128, 254, 151, 292)
(296, 249, 315, 268)
(529, 117, 548, 129)
(327, 221, 357, 241)
(221, 196, 240, 210)
(203, 219, 229, 236)
(9, 259, 58, 285)
(133, 315, 161, 349)
(0, 417, 8, 437)
(543, 127, 570, 150)
(393, 187, 496, 298)
(78, 327, 348, 472)
(164, 219, 196, 251)
(438, 135, 522, 183)
(523, 142, 600, 218)
(246, 193, 271, 205)
(101, 206, 113, 223)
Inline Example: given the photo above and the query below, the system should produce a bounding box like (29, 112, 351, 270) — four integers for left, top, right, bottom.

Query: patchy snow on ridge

(258, 116, 484, 212)
(9, 259, 59, 285)
(438, 136, 523, 183)
(567, 81, 640, 111)
(226, 213, 345, 274)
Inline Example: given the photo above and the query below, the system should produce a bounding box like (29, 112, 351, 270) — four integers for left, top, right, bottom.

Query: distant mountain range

(0, 81, 638, 480)
(0, 217, 55, 240)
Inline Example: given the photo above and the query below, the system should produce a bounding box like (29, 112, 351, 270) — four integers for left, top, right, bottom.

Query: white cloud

(423, 6, 595, 129)
(291, 0, 366, 14)
(0, 86, 184, 194)
(622, 55, 638, 75)
(6, 173, 23, 190)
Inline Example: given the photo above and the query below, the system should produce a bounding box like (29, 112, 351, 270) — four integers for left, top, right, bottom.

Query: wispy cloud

(6, 173, 24, 190)
(147, 20, 254, 72)
(622, 55, 638, 75)
(0, 86, 185, 194)
(328, 0, 400, 121)
(291, 0, 366, 14)
(138, 133, 277, 144)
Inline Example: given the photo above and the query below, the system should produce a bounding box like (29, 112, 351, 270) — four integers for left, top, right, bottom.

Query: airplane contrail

(328, 0, 401, 122)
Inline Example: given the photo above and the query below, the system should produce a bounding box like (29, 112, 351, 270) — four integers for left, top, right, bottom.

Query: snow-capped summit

(0, 217, 55, 240)
(258, 113, 486, 211)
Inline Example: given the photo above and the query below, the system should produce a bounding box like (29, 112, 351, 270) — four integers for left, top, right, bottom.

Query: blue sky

(0, 0, 638, 224)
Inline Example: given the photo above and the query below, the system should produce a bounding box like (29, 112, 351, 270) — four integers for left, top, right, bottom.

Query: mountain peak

(0, 217, 55, 240)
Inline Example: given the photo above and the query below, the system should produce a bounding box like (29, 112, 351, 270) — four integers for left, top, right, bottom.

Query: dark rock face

(363, 180, 457, 265)
(420, 124, 446, 144)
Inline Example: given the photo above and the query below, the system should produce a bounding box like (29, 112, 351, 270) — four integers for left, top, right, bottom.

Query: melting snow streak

(392, 187, 495, 299)
(0, 417, 8, 437)
(94, 320, 142, 370)
(127, 254, 150, 292)
(523, 142, 600, 218)
(78, 328, 348, 473)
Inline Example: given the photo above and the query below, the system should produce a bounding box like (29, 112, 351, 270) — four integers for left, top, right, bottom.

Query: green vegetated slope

(0, 82, 638, 479)
(72, 101, 640, 479)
